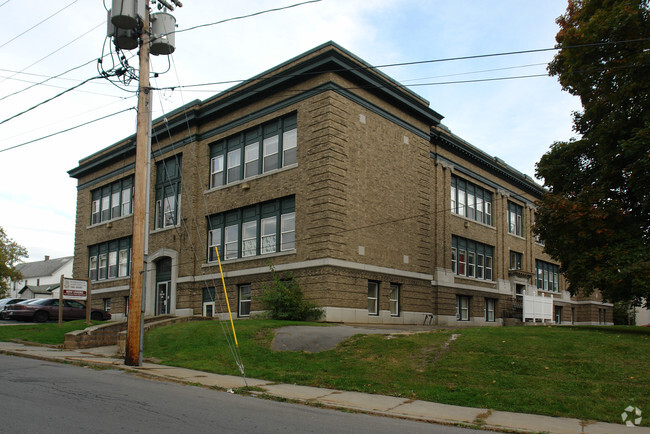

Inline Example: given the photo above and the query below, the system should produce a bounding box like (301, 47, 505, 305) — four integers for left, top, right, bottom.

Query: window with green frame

(451, 235, 493, 280)
(536, 260, 559, 292)
(90, 177, 133, 225)
(450, 175, 493, 226)
(88, 237, 131, 281)
(207, 196, 295, 262)
(508, 201, 523, 236)
(209, 113, 297, 189)
(154, 155, 182, 230)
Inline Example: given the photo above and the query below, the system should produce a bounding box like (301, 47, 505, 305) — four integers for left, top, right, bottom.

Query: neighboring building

(68, 42, 612, 325)
(635, 303, 649, 326)
(10, 256, 73, 299)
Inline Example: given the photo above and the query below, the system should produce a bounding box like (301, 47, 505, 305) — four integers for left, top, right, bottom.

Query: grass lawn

(0, 320, 104, 345)
(144, 320, 650, 425)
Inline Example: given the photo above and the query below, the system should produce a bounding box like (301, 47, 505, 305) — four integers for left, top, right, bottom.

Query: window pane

(211, 155, 224, 187)
(389, 284, 399, 316)
(468, 252, 475, 277)
(163, 195, 176, 227)
(450, 186, 457, 214)
(89, 256, 97, 281)
(91, 200, 100, 225)
(242, 221, 257, 257)
(101, 195, 110, 222)
(476, 254, 484, 279)
(280, 212, 295, 251)
(263, 136, 279, 172)
(239, 284, 251, 317)
(282, 129, 297, 166)
(208, 229, 222, 262)
(227, 149, 241, 183)
(118, 249, 129, 277)
(99, 253, 107, 280)
(108, 251, 117, 278)
(121, 187, 131, 215)
(485, 256, 493, 280)
(467, 193, 475, 220)
(451, 247, 457, 274)
(367, 281, 378, 315)
(111, 191, 120, 219)
(261, 217, 277, 254)
(225, 225, 238, 260)
(244, 143, 259, 178)
(458, 249, 466, 276)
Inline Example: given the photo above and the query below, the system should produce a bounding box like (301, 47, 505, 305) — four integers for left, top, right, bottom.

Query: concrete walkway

(0, 341, 647, 434)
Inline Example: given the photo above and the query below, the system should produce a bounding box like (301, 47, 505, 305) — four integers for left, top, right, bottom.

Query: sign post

(60, 277, 91, 325)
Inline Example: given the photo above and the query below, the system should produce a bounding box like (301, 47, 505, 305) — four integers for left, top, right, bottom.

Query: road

(0, 354, 487, 434)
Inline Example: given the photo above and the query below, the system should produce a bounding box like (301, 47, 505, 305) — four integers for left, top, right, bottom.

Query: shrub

(259, 266, 323, 321)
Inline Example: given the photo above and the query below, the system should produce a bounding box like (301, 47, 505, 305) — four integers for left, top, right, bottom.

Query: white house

(10, 256, 73, 299)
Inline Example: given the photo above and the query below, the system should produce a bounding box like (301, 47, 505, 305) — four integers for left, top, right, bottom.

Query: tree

(0, 226, 28, 297)
(259, 265, 323, 321)
(535, 0, 650, 307)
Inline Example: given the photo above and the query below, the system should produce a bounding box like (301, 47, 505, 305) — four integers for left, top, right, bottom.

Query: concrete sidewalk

(0, 341, 647, 434)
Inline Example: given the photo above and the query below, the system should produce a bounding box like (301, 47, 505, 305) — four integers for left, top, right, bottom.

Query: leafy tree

(0, 226, 28, 297)
(259, 265, 323, 321)
(535, 0, 650, 306)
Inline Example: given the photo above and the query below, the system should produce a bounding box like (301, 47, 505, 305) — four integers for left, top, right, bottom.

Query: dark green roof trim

(431, 129, 545, 198)
(69, 140, 135, 179)
(76, 163, 135, 191)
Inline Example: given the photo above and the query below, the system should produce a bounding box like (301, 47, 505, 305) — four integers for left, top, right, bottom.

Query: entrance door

(156, 281, 170, 315)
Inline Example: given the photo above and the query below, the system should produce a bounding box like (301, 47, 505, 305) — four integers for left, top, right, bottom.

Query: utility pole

(106, 0, 180, 367)
(125, 7, 151, 367)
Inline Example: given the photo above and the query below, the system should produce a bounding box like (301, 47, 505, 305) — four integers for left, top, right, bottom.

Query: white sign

(62, 278, 88, 300)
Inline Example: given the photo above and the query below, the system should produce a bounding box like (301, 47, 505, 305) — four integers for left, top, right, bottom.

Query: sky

(0, 0, 582, 263)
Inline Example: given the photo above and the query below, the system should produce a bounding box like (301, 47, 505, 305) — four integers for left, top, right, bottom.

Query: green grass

(0, 320, 104, 345)
(144, 320, 650, 425)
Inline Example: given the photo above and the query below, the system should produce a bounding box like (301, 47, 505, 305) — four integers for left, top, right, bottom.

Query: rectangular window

(208, 229, 222, 262)
(89, 256, 98, 281)
(210, 155, 224, 188)
(485, 298, 496, 322)
(389, 283, 400, 317)
(368, 281, 379, 315)
(155, 157, 182, 230)
(536, 260, 559, 291)
(241, 221, 257, 257)
(224, 224, 239, 260)
(263, 135, 279, 172)
(510, 251, 522, 270)
(261, 217, 277, 254)
(467, 252, 476, 278)
(452, 236, 494, 281)
(88, 237, 131, 282)
(207, 196, 295, 262)
(456, 295, 470, 321)
(508, 201, 524, 236)
(280, 212, 295, 251)
(227, 149, 241, 183)
(282, 128, 297, 166)
(238, 284, 251, 317)
(108, 250, 118, 279)
(244, 142, 259, 178)
(450, 176, 493, 225)
(90, 177, 133, 225)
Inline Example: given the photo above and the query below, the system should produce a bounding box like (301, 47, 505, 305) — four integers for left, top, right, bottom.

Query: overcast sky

(0, 0, 581, 263)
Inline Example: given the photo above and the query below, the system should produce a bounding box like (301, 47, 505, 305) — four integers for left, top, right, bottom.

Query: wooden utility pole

(125, 8, 151, 367)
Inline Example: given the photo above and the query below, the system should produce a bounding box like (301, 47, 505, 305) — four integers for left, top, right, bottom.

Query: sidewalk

(1, 341, 647, 434)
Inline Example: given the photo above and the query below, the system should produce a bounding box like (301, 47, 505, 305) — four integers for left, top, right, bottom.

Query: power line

(0, 0, 12, 8)
(174, 0, 323, 36)
(0, 21, 103, 86)
(0, 107, 135, 153)
(0, 0, 79, 49)
(0, 76, 103, 126)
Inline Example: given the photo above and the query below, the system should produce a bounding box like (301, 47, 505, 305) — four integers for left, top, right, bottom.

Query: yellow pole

(214, 246, 239, 348)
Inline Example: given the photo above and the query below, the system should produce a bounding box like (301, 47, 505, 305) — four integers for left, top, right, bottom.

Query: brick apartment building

(68, 42, 613, 325)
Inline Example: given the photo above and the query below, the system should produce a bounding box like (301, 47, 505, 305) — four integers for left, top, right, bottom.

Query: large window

(207, 196, 295, 262)
(238, 284, 251, 317)
(90, 177, 133, 225)
(210, 113, 297, 189)
(508, 201, 523, 236)
(451, 236, 493, 280)
(88, 237, 131, 281)
(154, 156, 182, 230)
(456, 295, 470, 321)
(536, 260, 559, 292)
(368, 281, 379, 315)
(451, 176, 493, 226)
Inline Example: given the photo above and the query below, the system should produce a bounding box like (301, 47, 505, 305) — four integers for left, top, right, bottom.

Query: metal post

(125, 6, 151, 367)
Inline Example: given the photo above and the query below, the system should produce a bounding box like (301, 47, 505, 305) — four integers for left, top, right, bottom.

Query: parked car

(5, 299, 111, 322)
(0, 298, 27, 320)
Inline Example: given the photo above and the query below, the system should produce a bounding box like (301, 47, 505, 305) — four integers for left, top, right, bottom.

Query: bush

(259, 266, 323, 321)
